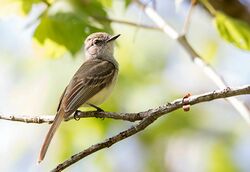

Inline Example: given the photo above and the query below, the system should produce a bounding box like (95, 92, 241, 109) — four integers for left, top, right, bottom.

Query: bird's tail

(38, 109, 64, 163)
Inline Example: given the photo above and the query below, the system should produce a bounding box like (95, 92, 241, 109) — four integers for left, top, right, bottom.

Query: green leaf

(214, 12, 250, 51)
(21, 0, 41, 14)
(98, 0, 112, 8)
(34, 0, 112, 57)
(208, 142, 239, 172)
(34, 12, 87, 55)
(125, 0, 132, 7)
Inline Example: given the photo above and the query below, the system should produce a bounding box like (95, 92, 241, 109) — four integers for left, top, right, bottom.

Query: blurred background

(1, 0, 250, 171)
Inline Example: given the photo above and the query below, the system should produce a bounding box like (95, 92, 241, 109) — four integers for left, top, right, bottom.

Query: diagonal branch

(134, 0, 250, 124)
(51, 85, 250, 172)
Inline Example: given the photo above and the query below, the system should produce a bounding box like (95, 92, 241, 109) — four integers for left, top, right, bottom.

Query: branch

(93, 16, 161, 31)
(181, 0, 197, 35)
(51, 85, 250, 172)
(134, 0, 250, 124)
(66, 111, 144, 122)
(25, 3, 160, 31)
(0, 114, 54, 124)
(0, 111, 144, 124)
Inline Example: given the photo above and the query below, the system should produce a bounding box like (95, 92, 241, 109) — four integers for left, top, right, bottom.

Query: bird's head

(84, 32, 120, 60)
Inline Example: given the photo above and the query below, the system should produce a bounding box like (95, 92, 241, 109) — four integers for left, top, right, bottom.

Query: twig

(51, 85, 250, 172)
(181, 0, 197, 35)
(134, 0, 179, 39)
(93, 16, 161, 31)
(134, 0, 250, 124)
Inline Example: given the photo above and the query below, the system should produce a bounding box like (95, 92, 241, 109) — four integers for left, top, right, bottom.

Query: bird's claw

(74, 110, 81, 121)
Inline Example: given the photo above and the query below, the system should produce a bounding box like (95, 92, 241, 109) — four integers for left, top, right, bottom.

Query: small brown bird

(38, 32, 120, 163)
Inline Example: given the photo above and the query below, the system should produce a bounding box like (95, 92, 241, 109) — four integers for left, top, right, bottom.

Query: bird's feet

(73, 105, 105, 121)
(73, 110, 81, 121)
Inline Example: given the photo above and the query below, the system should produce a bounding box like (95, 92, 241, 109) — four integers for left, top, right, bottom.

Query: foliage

(208, 141, 239, 172)
(214, 12, 250, 51)
(0, 0, 113, 57)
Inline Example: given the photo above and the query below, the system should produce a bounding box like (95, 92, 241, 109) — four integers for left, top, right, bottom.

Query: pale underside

(82, 72, 117, 107)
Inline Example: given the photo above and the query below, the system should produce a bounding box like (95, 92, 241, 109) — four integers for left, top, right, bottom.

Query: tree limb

(0, 114, 54, 124)
(0, 111, 144, 124)
(134, 0, 250, 124)
(51, 85, 250, 172)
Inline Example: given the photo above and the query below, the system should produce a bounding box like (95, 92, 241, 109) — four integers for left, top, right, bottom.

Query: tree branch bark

(51, 85, 250, 172)
(0, 111, 144, 124)
(93, 16, 161, 31)
(0, 114, 54, 124)
(1, 87, 249, 171)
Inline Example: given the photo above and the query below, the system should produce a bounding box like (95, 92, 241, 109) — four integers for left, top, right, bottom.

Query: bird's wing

(60, 58, 117, 116)
(57, 86, 67, 112)
(38, 58, 117, 162)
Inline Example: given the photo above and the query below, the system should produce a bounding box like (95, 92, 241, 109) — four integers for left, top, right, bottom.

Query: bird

(38, 32, 120, 163)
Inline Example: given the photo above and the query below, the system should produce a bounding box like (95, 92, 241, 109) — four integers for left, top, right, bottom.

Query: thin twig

(51, 85, 250, 172)
(134, 0, 250, 124)
(181, 0, 197, 35)
(93, 16, 161, 31)
(134, 0, 179, 39)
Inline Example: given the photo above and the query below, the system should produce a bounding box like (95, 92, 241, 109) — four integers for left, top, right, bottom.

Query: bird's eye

(94, 39, 102, 45)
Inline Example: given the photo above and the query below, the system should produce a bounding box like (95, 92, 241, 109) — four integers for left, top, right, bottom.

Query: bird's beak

(106, 34, 121, 43)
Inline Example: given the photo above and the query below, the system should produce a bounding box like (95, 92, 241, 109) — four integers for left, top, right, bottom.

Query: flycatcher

(38, 32, 120, 162)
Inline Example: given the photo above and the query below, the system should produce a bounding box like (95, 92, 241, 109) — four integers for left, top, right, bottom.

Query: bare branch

(25, 6, 160, 31)
(93, 16, 161, 31)
(134, 0, 250, 124)
(0, 114, 54, 124)
(0, 111, 144, 124)
(182, 0, 197, 35)
(51, 85, 250, 172)
(66, 111, 144, 122)
(134, 0, 179, 39)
